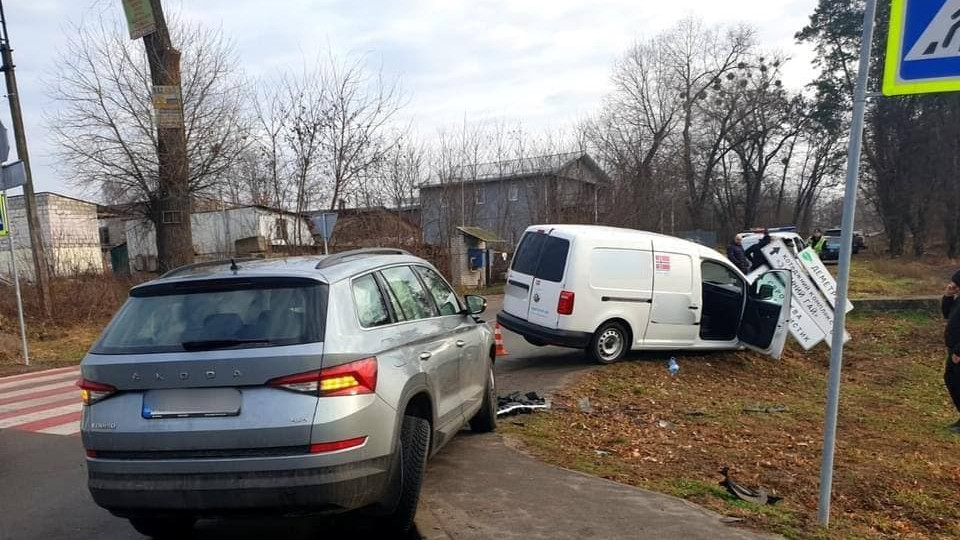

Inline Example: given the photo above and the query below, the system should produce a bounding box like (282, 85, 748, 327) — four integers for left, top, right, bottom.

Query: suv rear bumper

(88, 455, 393, 517)
(497, 312, 592, 348)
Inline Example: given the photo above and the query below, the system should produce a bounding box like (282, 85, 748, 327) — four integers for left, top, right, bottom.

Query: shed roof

(456, 226, 505, 243)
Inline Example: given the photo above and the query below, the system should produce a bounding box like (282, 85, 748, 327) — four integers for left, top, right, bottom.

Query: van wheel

(469, 364, 497, 433)
(128, 516, 196, 538)
(589, 321, 629, 365)
(382, 415, 431, 533)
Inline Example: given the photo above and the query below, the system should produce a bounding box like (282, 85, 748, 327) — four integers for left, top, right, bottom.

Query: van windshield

(92, 277, 326, 354)
(511, 232, 570, 283)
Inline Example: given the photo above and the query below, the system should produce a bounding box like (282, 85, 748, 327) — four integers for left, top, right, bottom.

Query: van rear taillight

(557, 291, 575, 315)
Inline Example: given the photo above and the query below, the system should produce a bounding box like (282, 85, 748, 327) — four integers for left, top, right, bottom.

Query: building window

(162, 211, 182, 224)
(508, 185, 519, 202)
(276, 217, 289, 240)
(475, 188, 485, 205)
(99, 227, 110, 245)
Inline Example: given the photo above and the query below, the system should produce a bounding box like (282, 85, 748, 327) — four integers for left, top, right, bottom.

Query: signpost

(311, 212, 338, 255)
(1, 193, 27, 365)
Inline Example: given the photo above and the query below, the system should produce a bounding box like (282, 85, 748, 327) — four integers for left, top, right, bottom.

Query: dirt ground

(502, 311, 960, 540)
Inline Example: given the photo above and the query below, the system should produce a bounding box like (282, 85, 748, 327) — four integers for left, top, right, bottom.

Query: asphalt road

(0, 298, 600, 540)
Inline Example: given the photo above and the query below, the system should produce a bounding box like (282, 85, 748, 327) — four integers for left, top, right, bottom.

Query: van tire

(382, 415, 431, 533)
(469, 365, 497, 433)
(588, 321, 629, 364)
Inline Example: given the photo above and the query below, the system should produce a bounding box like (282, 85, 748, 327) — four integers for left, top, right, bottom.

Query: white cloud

(4, 0, 820, 199)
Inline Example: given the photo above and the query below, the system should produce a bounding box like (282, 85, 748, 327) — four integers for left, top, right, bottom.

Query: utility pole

(141, 0, 192, 272)
(0, 1, 52, 318)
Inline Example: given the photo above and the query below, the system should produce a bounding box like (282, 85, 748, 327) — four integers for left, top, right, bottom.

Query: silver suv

(78, 249, 496, 537)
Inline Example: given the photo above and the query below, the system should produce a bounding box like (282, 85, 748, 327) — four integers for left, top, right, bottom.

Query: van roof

(526, 224, 729, 265)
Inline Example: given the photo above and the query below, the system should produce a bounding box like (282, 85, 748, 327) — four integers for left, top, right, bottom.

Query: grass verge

(502, 312, 960, 540)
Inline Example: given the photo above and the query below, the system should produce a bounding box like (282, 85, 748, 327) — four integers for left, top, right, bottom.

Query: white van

(497, 225, 792, 364)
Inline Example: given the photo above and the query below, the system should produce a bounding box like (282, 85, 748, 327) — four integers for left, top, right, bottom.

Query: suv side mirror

(464, 295, 487, 315)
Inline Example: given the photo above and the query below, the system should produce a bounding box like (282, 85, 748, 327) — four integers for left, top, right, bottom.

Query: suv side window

(352, 274, 391, 328)
(416, 266, 461, 316)
(381, 266, 437, 321)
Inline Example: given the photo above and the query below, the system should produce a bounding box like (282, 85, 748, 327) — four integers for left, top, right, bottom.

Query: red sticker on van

(655, 254, 671, 272)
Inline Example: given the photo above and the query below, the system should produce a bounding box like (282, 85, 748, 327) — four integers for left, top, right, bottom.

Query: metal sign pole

(817, 0, 877, 526)
(4, 193, 28, 365)
(321, 213, 329, 255)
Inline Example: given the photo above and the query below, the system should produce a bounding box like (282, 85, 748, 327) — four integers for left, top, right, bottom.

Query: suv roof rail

(315, 248, 411, 270)
(160, 257, 262, 278)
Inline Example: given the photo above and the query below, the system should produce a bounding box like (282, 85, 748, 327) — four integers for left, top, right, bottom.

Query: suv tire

(128, 516, 196, 538)
(588, 321, 629, 364)
(469, 365, 497, 433)
(383, 415, 431, 533)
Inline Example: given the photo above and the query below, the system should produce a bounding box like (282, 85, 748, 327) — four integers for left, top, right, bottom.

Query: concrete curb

(853, 295, 941, 313)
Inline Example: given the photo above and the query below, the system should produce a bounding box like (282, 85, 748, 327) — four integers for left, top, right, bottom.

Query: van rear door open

(503, 230, 571, 329)
(738, 269, 792, 359)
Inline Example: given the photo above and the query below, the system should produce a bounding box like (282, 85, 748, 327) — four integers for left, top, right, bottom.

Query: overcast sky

(3, 0, 817, 201)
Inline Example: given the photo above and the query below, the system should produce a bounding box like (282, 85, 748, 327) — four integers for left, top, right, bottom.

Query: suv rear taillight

(269, 357, 378, 397)
(77, 379, 117, 406)
(557, 290, 575, 315)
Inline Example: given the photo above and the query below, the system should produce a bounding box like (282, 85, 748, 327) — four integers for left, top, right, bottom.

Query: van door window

(512, 232, 546, 275)
(536, 236, 570, 282)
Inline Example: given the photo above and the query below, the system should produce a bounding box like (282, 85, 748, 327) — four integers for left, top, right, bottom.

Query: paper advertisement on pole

(798, 248, 854, 312)
(122, 0, 157, 40)
(762, 240, 850, 347)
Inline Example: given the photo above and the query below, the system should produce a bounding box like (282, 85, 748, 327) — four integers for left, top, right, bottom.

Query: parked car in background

(498, 225, 792, 364)
(79, 249, 496, 537)
(824, 228, 866, 254)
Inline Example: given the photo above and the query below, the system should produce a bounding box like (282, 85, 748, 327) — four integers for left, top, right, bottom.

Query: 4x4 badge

(533, 293, 541, 302)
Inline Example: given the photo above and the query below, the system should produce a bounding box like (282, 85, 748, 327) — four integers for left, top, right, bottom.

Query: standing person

(726, 234, 750, 273)
(745, 229, 771, 272)
(943, 272, 960, 432)
(808, 228, 827, 254)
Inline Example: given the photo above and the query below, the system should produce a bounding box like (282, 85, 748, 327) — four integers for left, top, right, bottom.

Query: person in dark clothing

(942, 270, 960, 432)
(727, 234, 750, 273)
(745, 230, 771, 272)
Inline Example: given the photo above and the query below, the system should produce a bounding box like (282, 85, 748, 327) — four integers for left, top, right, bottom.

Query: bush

(0, 273, 146, 327)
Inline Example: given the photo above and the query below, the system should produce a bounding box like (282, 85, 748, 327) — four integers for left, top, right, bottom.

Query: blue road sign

(885, 0, 960, 95)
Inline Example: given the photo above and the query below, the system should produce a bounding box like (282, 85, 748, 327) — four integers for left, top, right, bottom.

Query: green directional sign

(0, 194, 8, 237)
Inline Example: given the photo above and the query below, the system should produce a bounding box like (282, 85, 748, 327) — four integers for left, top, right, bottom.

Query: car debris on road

(497, 392, 550, 416)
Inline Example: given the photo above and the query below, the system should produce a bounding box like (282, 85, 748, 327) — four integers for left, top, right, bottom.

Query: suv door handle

(455, 340, 466, 347)
(419, 352, 432, 361)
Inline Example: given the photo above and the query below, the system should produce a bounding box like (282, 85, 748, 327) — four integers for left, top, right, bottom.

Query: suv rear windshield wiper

(181, 339, 274, 351)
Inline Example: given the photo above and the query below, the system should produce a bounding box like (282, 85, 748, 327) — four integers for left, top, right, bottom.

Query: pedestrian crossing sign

(0, 194, 7, 237)
(885, 0, 960, 95)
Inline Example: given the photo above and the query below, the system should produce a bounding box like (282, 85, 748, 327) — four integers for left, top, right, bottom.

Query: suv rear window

(511, 232, 570, 283)
(92, 277, 326, 354)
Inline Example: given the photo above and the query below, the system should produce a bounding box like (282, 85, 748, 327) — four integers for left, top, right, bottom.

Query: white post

(4, 192, 28, 365)
(817, 0, 877, 526)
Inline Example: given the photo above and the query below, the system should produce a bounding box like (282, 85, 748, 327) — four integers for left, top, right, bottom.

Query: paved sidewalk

(421, 433, 781, 540)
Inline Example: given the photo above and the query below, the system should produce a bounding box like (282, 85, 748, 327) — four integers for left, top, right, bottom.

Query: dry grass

(847, 255, 952, 299)
(503, 312, 960, 540)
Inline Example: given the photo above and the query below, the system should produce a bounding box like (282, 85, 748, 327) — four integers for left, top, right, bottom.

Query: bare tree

(48, 16, 251, 266)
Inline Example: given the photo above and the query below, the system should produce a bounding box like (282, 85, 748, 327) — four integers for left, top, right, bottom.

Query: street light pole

(817, 0, 877, 526)
(0, 0, 52, 319)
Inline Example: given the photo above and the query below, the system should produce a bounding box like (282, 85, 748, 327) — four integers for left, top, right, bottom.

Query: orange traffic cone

(494, 323, 509, 357)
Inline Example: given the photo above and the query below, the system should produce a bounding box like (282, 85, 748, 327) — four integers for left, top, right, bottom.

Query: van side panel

(644, 251, 700, 347)
(572, 247, 653, 346)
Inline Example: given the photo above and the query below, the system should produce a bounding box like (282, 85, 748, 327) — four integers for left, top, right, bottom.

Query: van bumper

(497, 312, 592, 348)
